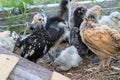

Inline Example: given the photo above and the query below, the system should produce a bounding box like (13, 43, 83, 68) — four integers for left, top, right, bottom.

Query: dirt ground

(37, 43, 120, 80)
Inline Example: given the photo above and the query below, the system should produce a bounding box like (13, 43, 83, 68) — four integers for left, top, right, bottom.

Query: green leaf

(5, 25, 11, 31)
(23, 0, 33, 4)
(117, 2, 120, 7)
(91, 0, 96, 6)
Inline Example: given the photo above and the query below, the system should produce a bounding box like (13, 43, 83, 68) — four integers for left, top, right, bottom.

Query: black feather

(70, 27, 88, 57)
(20, 25, 50, 62)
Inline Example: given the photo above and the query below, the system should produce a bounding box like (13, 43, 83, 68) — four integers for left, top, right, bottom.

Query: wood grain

(0, 54, 19, 80)
(51, 71, 71, 80)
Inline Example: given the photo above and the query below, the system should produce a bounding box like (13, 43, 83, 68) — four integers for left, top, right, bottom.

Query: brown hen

(80, 5, 120, 71)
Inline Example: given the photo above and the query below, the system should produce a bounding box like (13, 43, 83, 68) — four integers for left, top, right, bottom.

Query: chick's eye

(115, 17, 118, 19)
(39, 18, 41, 21)
(56, 64, 59, 67)
(63, 22, 66, 24)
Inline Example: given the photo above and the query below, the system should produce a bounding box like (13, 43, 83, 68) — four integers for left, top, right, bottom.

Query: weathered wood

(51, 71, 71, 80)
(0, 54, 19, 80)
(0, 47, 52, 80)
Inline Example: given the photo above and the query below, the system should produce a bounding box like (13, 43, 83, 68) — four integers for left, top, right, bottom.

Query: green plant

(1, 0, 89, 33)
(1, 0, 33, 33)
(117, 2, 120, 12)
(90, 0, 96, 6)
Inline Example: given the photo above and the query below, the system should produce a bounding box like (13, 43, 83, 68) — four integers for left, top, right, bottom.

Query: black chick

(13, 0, 69, 62)
(70, 5, 89, 57)
(14, 23, 51, 62)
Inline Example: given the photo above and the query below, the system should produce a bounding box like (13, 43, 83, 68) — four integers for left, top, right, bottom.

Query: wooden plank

(0, 47, 52, 80)
(0, 54, 19, 80)
(51, 71, 71, 80)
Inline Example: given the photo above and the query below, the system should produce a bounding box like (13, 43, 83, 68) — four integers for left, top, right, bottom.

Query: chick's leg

(98, 56, 111, 71)
(104, 56, 111, 69)
(98, 60, 105, 71)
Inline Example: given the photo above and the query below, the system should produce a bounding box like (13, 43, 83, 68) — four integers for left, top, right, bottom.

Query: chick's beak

(31, 20, 35, 24)
(31, 14, 39, 24)
(118, 17, 120, 21)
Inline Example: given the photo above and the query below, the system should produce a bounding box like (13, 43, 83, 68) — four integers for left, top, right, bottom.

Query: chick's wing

(82, 25, 117, 55)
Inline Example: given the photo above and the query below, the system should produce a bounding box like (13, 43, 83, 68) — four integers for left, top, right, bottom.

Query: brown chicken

(80, 5, 120, 71)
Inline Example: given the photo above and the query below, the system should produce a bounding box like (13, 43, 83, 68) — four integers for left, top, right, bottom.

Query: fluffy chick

(80, 5, 120, 71)
(0, 31, 10, 37)
(54, 46, 82, 71)
(70, 5, 88, 57)
(13, 0, 69, 62)
(99, 11, 120, 31)
(0, 31, 17, 51)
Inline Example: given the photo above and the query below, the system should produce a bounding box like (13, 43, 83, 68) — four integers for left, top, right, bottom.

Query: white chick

(99, 11, 120, 31)
(54, 45, 82, 71)
(0, 31, 24, 51)
(0, 37, 14, 51)
(0, 31, 10, 37)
